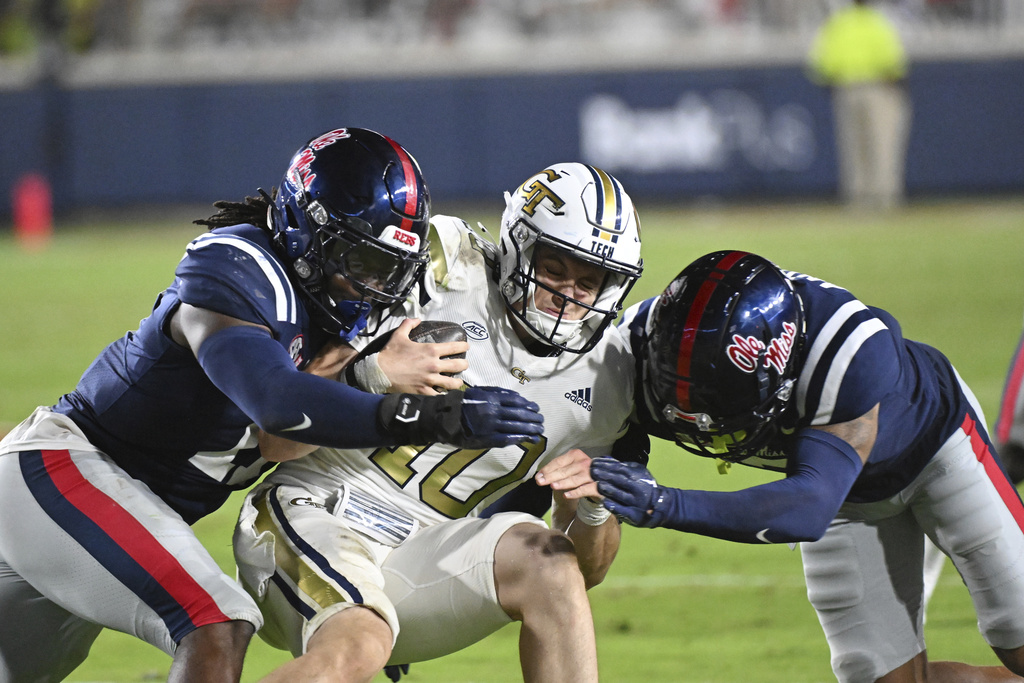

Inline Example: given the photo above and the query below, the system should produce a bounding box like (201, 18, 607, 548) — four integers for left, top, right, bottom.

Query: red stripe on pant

(40, 449, 231, 628)
(961, 417, 1024, 531)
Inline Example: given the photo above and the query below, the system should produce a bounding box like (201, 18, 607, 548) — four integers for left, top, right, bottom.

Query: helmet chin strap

(334, 299, 372, 341)
(523, 282, 584, 348)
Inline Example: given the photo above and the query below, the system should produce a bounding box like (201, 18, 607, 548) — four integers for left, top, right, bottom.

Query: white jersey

(268, 215, 635, 528)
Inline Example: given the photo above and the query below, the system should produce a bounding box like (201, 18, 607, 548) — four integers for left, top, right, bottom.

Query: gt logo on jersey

(288, 334, 304, 367)
(518, 169, 564, 217)
(290, 497, 327, 509)
(511, 367, 531, 385)
(726, 321, 797, 375)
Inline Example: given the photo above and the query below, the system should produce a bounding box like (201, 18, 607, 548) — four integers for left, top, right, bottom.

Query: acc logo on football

(462, 320, 489, 341)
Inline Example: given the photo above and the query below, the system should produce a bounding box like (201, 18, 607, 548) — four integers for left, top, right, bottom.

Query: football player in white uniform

(233, 163, 644, 682)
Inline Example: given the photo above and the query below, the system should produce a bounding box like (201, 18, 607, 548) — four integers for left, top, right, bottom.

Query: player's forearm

(554, 494, 620, 588)
(655, 430, 863, 544)
(257, 339, 360, 461)
(196, 324, 389, 447)
(654, 485, 834, 544)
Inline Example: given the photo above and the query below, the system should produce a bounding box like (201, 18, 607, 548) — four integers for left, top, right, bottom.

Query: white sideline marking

(602, 573, 964, 589)
(603, 574, 806, 589)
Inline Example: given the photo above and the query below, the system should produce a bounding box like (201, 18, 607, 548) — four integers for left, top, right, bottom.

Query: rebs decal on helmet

(380, 225, 422, 252)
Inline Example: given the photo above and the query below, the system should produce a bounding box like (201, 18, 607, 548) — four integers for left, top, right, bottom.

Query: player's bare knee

(495, 524, 585, 619)
(304, 606, 393, 678)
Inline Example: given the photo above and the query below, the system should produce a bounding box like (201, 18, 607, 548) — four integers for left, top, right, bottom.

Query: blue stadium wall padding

(1, 58, 1022, 216)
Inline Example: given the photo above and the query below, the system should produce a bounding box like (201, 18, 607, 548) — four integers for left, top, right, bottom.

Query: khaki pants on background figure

(832, 81, 911, 209)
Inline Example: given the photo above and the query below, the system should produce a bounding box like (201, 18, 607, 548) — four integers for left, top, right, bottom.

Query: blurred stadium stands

(2, 0, 1023, 84)
(0, 0, 1022, 216)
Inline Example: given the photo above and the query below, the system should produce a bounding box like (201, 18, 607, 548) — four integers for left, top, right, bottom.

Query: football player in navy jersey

(540, 250, 1024, 683)
(0, 127, 542, 683)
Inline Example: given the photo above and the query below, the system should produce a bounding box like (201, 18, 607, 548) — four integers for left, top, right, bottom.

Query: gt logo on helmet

(727, 321, 797, 375)
(518, 170, 565, 217)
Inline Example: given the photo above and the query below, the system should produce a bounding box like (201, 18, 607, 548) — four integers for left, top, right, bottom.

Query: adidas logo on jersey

(564, 388, 593, 412)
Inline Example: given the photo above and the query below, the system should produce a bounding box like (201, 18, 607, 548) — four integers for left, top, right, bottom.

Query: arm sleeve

(654, 430, 863, 544)
(197, 324, 395, 448)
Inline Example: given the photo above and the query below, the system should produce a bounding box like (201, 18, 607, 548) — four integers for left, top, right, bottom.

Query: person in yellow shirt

(808, 0, 911, 210)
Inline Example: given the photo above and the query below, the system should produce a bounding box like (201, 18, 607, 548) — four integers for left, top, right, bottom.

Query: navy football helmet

(643, 250, 804, 461)
(270, 127, 431, 339)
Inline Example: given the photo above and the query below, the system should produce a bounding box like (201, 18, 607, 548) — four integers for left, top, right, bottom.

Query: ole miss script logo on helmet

(287, 128, 352, 191)
(727, 321, 797, 375)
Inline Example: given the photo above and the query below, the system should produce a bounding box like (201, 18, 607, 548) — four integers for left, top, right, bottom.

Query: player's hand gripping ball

(409, 319, 467, 391)
(407, 320, 468, 368)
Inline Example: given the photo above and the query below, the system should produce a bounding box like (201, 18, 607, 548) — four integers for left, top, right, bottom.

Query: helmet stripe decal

(585, 165, 623, 233)
(383, 135, 418, 232)
(675, 250, 748, 409)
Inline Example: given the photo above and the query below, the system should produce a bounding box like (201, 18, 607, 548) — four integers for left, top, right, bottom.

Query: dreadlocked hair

(193, 188, 276, 234)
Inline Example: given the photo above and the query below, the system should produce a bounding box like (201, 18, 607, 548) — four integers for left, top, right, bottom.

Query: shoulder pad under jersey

(425, 215, 493, 293)
(176, 227, 300, 329)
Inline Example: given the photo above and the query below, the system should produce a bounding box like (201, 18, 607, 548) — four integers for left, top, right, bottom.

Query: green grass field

(2, 197, 1023, 682)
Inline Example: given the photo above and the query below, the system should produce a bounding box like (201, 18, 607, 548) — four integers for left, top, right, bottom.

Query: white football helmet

(498, 162, 643, 353)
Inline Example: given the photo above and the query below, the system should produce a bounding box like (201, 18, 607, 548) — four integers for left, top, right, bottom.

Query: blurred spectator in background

(808, 0, 911, 210)
(0, 0, 123, 55)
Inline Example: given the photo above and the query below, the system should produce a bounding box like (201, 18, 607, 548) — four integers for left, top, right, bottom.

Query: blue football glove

(458, 386, 544, 448)
(378, 386, 543, 450)
(590, 457, 666, 528)
(385, 664, 410, 681)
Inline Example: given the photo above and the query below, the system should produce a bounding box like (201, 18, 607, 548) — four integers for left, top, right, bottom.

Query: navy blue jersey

(624, 270, 970, 503)
(54, 224, 325, 523)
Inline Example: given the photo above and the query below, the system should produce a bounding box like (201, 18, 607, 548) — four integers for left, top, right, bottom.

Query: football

(409, 320, 468, 382)
(408, 320, 467, 384)
(355, 319, 468, 363)
(407, 320, 468, 359)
